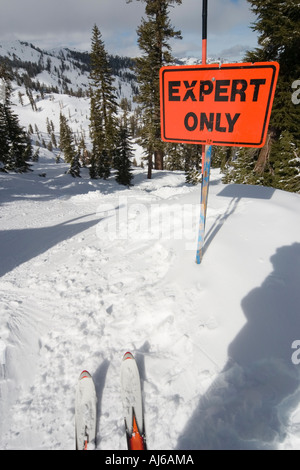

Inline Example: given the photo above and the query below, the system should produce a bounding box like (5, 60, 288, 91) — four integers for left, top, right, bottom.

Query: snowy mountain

(0, 39, 137, 102)
(0, 39, 141, 163)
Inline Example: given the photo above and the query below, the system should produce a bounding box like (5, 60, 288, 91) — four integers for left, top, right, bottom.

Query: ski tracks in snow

(0, 180, 220, 450)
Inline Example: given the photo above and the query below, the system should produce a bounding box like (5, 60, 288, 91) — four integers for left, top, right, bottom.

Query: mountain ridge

(0, 39, 138, 100)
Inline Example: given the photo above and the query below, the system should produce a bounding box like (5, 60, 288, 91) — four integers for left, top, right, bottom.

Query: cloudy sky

(0, 0, 259, 60)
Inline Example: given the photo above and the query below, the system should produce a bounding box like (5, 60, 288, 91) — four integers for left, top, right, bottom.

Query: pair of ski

(75, 352, 147, 450)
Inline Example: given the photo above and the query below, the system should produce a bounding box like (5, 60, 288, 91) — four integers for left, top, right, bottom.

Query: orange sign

(160, 62, 279, 147)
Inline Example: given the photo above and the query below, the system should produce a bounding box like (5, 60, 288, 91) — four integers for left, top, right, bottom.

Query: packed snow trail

(1, 156, 300, 449)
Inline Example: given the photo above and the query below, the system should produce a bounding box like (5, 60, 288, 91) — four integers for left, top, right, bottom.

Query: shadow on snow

(0, 214, 102, 277)
(176, 242, 300, 450)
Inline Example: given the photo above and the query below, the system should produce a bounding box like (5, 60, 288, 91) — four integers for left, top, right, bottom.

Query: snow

(0, 150, 300, 450)
(1, 38, 300, 451)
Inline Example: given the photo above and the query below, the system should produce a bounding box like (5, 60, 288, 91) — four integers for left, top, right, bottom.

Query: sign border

(160, 62, 279, 147)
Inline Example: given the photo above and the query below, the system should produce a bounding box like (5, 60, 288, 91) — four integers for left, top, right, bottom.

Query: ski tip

(78, 370, 92, 380)
(123, 351, 134, 361)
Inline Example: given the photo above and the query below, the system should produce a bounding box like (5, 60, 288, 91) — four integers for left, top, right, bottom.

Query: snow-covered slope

(0, 39, 140, 160)
(0, 40, 88, 93)
(0, 149, 300, 450)
(0, 39, 137, 106)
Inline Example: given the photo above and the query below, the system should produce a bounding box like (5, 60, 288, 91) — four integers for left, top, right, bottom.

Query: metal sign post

(196, 0, 212, 264)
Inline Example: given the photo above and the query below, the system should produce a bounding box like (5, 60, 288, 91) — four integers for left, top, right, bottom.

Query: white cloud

(0, 0, 258, 58)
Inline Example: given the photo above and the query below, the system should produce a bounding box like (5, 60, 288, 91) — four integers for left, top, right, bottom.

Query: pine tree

(246, 1, 300, 137)
(59, 112, 80, 177)
(60, 112, 73, 163)
(212, 146, 233, 173)
(89, 24, 118, 179)
(184, 145, 203, 184)
(69, 149, 81, 178)
(89, 87, 105, 178)
(222, 147, 261, 185)
(0, 106, 9, 168)
(242, 0, 300, 190)
(0, 64, 32, 172)
(96, 148, 111, 179)
(78, 135, 88, 167)
(164, 143, 185, 171)
(127, 0, 182, 178)
(270, 130, 300, 192)
(115, 125, 134, 186)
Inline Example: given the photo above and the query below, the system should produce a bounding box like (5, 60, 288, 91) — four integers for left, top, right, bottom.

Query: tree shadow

(176, 243, 300, 450)
(0, 213, 102, 277)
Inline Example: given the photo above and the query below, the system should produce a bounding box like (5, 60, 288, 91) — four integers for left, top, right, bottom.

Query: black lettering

(250, 78, 266, 101)
(200, 113, 214, 131)
(184, 112, 198, 131)
(215, 113, 226, 132)
(183, 81, 197, 101)
(215, 80, 230, 102)
(199, 80, 213, 101)
(226, 113, 241, 132)
(169, 81, 181, 101)
(231, 79, 247, 101)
